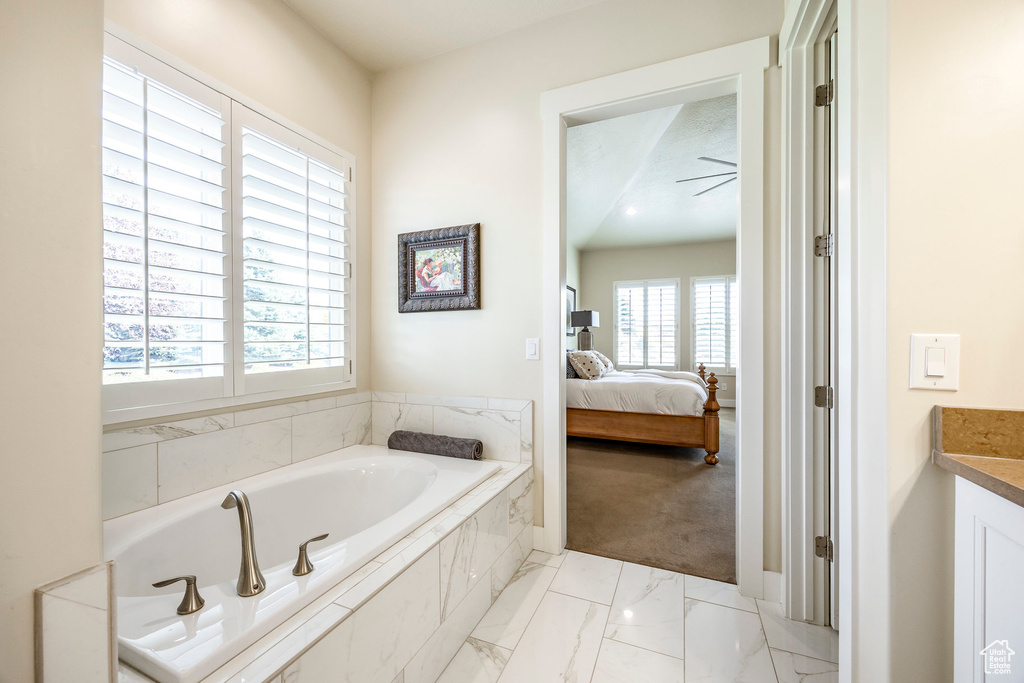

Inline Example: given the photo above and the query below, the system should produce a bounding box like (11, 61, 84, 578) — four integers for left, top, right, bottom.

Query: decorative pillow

(568, 350, 608, 380)
(566, 352, 579, 379)
(592, 350, 614, 370)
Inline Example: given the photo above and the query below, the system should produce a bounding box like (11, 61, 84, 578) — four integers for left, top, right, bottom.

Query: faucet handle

(152, 575, 205, 615)
(292, 533, 330, 576)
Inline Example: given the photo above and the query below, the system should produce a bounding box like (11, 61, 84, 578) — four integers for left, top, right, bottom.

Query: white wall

(579, 240, 738, 402)
(105, 0, 373, 397)
(0, 0, 105, 679)
(371, 0, 782, 555)
(887, 0, 1024, 680)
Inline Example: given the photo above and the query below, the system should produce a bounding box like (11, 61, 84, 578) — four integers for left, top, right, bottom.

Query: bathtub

(104, 445, 501, 683)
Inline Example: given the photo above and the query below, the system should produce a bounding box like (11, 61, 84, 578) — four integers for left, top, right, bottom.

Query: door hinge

(348, 167, 353, 182)
(814, 535, 834, 561)
(349, 360, 353, 373)
(815, 80, 834, 107)
(814, 385, 834, 409)
(814, 234, 833, 257)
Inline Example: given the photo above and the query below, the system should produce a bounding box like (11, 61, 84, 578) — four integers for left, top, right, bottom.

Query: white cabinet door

(954, 477, 1024, 682)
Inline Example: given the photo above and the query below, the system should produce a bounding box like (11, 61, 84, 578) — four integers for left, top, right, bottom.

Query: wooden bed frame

(566, 364, 722, 465)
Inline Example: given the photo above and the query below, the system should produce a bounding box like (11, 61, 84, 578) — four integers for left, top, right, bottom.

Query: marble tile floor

(436, 550, 839, 683)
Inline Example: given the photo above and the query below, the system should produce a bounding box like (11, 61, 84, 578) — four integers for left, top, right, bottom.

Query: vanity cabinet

(954, 477, 1024, 682)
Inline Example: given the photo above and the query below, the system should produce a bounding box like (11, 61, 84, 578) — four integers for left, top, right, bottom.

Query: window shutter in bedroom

(646, 280, 677, 368)
(692, 275, 737, 372)
(101, 57, 229, 386)
(614, 280, 678, 369)
(616, 283, 646, 366)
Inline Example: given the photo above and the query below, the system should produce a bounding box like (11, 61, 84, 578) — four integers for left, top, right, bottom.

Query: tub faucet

(221, 490, 266, 597)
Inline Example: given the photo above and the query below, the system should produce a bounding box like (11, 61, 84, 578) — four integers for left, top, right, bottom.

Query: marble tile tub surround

(119, 462, 533, 683)
(102, 393, 373, 519)
(103, 391, 532, 520)
(371, 393, 533, 465)
(36, 562, 115, 683)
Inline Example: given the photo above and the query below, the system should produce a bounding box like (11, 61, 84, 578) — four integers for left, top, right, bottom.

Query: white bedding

(566, 370, 708, 416)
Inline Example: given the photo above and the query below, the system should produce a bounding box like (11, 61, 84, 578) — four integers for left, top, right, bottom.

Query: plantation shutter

(239, 117, 350, 378)
(692, 275, 737, 372)
(615, 283, 645, 366)
(614, 280, 678, 368)
(646, 280, 677, 367)
(101, 57, 228, 385)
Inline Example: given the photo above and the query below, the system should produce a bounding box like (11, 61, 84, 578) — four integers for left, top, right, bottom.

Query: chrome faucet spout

(221, 490, 266, 597)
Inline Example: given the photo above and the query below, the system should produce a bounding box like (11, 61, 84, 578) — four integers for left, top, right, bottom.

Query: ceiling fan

(676, 157, 737, 197)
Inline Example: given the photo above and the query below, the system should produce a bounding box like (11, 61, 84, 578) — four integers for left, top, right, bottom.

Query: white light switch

(910, 334, 959, 390)
(525, 338, 540, 360)
(925, 347, 945, 377)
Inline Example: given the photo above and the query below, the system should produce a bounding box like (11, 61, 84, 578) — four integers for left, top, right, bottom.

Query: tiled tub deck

(119, 459, 534, 683)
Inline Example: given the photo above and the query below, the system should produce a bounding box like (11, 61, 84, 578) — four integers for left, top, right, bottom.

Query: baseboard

(719, 399, 736, 408)
(763, 570, 782, 604)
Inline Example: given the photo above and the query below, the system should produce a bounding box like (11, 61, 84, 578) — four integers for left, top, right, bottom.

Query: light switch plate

(910, 334, 960, 390)
(525, 338, 540, 360)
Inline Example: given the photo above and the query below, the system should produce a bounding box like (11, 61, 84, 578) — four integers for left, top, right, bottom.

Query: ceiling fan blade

(697, 156, 738, 168)
(694, 176, 737, 197)
(676, 171, 737, 183)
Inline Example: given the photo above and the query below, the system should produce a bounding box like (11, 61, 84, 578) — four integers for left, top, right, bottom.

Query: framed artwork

(566, 286, 576, 336)
(398, 223, 481, 313)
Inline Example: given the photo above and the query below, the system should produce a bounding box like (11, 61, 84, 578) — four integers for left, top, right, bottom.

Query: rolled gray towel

(387, 430, 483, 460)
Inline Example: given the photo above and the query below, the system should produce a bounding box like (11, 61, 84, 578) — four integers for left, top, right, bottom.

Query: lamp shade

(570, 310, 599, 328)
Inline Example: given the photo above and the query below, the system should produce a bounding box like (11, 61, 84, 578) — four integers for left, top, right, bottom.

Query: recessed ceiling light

(625, 206, 638, 216)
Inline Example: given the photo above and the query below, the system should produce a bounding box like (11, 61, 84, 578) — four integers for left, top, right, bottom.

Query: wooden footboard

(566, 370, 721, 465)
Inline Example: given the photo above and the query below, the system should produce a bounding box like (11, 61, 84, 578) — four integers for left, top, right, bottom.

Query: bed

(566, 363, 722, 465)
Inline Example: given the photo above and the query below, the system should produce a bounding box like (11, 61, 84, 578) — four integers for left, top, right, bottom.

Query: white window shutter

(692, 275, 737, 372)
(102, 57, 228, 386)
(614, 279, 678, 369)
(237, 114, 350, 386)
(615, 283, 645, 366)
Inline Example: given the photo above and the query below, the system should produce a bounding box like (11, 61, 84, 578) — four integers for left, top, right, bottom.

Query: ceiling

(567, 94, 738, 251)
(281, 0, 606, 73)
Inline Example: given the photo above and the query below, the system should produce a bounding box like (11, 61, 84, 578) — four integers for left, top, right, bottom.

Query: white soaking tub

(104, 445, 500, 683)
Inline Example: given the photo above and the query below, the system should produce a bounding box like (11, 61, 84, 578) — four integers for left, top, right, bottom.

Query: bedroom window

(102, 36, 354, 418)
(692, 275, 738, 373)
(613, 279, 679, 369)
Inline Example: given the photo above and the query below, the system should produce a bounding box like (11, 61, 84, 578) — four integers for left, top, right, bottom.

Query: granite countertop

(933, 406, 1024, 508)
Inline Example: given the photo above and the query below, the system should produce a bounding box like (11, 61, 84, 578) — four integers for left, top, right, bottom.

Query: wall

(887, 0, 1024, 680)
(579, 240, 738, 403)
(105, 0, 373, 398)
(371, 0, 783, 558)
(0, 0, 105, 679)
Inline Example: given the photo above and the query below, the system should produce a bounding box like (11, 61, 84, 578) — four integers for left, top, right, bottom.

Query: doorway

(540, 38, 771, 599)
(562, 97, 740, 582)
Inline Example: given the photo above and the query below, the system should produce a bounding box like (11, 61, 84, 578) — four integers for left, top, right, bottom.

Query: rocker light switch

(910, 334, 959, 390)
(925, 347, 946, 377)
(525, 338, 540, 360)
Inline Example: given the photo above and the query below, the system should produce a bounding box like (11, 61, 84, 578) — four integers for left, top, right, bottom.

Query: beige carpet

(566, 408, 737, 583)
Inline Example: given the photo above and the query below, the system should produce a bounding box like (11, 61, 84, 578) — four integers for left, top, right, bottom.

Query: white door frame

(781, 0, 890, 680)
(539, 37, 770, 599)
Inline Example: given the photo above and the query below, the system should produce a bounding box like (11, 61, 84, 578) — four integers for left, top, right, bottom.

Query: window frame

(690, 274, 738, 375)
(612, 278, 681, 370)
(102, 31, 358, 425)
